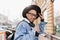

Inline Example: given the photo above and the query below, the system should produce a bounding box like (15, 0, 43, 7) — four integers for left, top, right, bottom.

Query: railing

(44, 33, 60, 40)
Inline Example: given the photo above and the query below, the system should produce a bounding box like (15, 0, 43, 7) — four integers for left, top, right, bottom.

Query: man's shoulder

(17, 20, 28, 26)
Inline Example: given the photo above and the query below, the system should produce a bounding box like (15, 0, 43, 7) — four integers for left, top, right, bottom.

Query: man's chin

(30, 20, 33, 22)
(30, 20, 34, 22)
(31, 21, 34, 22)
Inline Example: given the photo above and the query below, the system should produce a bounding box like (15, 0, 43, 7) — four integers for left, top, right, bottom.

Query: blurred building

(0, 14, 8, 24)
(0, 14, 20, 31)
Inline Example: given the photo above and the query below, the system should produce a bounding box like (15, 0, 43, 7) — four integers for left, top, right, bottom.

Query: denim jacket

(14, 19, 47, 40)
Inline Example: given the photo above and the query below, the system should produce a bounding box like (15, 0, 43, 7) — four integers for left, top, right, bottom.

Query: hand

(40, 13, 44, 20)
(34, 26, 40, 33)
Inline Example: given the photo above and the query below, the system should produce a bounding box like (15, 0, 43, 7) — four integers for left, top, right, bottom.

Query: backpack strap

(16, 20, 35, 28)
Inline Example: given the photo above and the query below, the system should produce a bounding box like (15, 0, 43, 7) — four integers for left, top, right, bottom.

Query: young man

(14, 5, 46, 40)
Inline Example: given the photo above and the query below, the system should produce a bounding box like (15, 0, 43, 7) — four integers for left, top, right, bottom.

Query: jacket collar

(24, 18, 30, 23)
(23, 18, 35, 27)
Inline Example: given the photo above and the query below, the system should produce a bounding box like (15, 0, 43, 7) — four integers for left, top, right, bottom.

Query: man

(14, 5, 41, 40)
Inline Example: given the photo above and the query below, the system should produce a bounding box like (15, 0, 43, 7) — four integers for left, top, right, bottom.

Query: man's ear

(26, 13, 28, 17)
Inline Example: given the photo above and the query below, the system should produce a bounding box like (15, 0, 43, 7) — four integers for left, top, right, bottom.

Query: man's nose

(32, 16, 36, 19)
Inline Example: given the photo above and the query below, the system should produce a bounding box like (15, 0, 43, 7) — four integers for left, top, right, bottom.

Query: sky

(0, 0, 32, 21)
(0, 0, 60, 22)
(54, 0, 60, 17)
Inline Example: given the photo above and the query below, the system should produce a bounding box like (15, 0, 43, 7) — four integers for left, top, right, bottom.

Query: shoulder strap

(17, 20, 35, 27)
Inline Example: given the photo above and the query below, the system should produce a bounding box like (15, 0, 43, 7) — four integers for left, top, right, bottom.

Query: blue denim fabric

(14, 21, 36, 40)
(14, 20, 47, 40)
(39, 22, 47, 34)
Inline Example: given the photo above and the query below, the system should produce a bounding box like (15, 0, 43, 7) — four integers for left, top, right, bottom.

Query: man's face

(26, 10, 37, 22)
